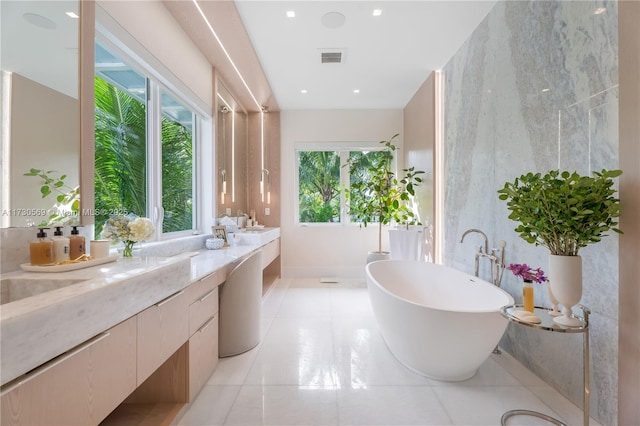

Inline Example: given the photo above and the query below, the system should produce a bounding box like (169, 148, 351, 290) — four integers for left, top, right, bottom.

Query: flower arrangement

(101, 214, 155, 257)
(507, 263, 548, 283)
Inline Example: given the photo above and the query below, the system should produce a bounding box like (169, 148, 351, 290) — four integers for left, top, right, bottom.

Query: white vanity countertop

(188, 227, 280, 281)
(0, 228, 281, 386)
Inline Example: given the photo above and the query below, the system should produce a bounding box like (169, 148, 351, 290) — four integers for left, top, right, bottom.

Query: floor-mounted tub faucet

(460, 229, 506, 287)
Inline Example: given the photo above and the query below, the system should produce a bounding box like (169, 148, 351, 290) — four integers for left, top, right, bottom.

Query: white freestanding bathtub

(365, 260, 514, 381)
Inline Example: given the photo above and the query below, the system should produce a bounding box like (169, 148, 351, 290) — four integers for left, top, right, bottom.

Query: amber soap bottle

(69, 225, 85, 260)
(30, 228, 54, 266)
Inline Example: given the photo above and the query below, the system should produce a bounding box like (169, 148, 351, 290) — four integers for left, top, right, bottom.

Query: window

(296, 144, 393, 224)
(298, 151, 341, 223)
(94, 41, 198, 238)
(160, 90, 194, 233)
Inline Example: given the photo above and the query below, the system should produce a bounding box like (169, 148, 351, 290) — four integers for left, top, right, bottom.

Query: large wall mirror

(217, 80, 247, 216)
(1, 0, 80, 228)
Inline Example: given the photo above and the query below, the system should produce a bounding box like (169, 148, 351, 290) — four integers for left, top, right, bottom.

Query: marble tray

(20, 254, 119, 272)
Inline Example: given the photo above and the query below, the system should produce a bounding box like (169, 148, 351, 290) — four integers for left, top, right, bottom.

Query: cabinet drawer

(137, 290, 189, 385)
(189, 287, 218, 336)
(188, 314, 218, 400)
(262, 238, 280, 268)
(187, 271, 221, 305)
(1, 316, 136, 426)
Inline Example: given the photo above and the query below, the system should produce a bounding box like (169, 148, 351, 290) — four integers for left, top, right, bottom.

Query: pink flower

(507, 263, 548, 283)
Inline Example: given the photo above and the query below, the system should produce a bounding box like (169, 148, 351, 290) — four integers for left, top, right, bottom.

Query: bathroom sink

(0, 277, 88, 305)
(233, 227, 280, 246)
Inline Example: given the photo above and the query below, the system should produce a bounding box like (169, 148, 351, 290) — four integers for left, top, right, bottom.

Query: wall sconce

(220, 169, 226, 204)
(260, 168, 270, 204)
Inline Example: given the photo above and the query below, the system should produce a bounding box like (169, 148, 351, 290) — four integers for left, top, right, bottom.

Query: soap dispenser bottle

(30, 228, 54, 266)
(69, 225, 85, 260)
(52, 226, 70, 263)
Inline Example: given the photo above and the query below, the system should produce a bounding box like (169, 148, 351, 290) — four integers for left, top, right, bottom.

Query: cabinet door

(188, 313, 219, 399)
(137, 290, 189, 385)
(0, 317, 136, 426)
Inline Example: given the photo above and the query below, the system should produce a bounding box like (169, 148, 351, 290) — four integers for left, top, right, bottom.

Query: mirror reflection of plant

(23, 168, 79, 226)
(345, 133, 425, 253)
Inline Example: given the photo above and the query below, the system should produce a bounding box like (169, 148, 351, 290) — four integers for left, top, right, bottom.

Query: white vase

(547, 285, 561, 317)
(367, 251, 390, 263)
(548, 254, 583, 326)
(388, 227, 423, 261)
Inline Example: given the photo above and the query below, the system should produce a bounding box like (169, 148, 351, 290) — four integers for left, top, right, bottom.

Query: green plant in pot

(497, 169, 622, 326)
(345, 133, 425, 263)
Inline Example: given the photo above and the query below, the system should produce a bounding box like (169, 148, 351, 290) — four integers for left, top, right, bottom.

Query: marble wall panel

(443, 1, 618, 423)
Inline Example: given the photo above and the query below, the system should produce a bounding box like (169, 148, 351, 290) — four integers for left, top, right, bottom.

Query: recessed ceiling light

(373, 9, 382, 17)
(594, 7, 606, 15)
(353, 89, 360, 94)
(65, 11, 79, 19)
(301, 89, 308, 94)
(286, 10, 296, 18)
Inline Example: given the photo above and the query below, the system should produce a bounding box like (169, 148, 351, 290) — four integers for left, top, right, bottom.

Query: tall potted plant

(345, 134, 425, 263)
(498, 169, 622, 326)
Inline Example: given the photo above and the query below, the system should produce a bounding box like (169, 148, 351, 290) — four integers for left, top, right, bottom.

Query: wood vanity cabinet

(0, 316, 136, 425)
(136, 289, 189, 385)
(187, 271, 221, 399)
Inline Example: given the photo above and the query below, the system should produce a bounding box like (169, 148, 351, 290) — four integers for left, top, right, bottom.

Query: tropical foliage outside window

(94, 44, 196, 238)
(298, 151, 340, 222)
(94, 75, 147, 235)
(296, 148, 390, 224)
(160, 91, 194, 234)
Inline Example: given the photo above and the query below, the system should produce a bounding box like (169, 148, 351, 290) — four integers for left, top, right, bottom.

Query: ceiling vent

(320, 48, 346, 64)
(321, 52, 342, 63)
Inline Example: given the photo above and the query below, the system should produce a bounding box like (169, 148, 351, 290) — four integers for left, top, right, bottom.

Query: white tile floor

(178, 278, 599, 426)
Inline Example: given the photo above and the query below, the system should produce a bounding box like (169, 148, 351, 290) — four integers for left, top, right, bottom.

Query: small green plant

(345, 133, 425, 254)
(24, 168, 80, 226)
(497, 169, 622, 256)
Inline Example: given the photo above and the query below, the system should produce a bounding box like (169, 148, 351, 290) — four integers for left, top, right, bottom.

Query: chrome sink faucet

(460, 228, 506, 287)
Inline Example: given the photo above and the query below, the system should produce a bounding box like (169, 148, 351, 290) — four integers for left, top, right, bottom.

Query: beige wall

(280, 109, 403, 278)
(247, 111, 281, 229)
(618, 1, 640, 423)
(403, 72, 436, 259)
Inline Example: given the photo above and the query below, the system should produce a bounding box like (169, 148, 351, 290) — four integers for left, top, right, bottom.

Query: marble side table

(499, 304, 590, 426)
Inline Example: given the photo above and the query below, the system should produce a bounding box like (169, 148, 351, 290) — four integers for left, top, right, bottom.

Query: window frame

(294, 141, 397, 226)
(94, 31, 211, 240)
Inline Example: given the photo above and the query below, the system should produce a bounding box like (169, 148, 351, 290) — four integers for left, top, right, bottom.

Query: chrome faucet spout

(460, 228, 489, 254)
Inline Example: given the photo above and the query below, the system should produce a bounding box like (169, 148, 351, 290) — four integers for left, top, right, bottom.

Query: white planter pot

(367, 251, 390, 263)
(388, 228, 423, 261)
(548, 254, 583, 326)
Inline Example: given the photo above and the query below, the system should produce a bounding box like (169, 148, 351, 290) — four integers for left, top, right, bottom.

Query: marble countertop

(0, 227, 280, 386)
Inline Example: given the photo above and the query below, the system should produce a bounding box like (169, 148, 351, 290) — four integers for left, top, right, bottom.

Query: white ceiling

(1, 0, 78, 99)
(235, 0, 498, 110)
